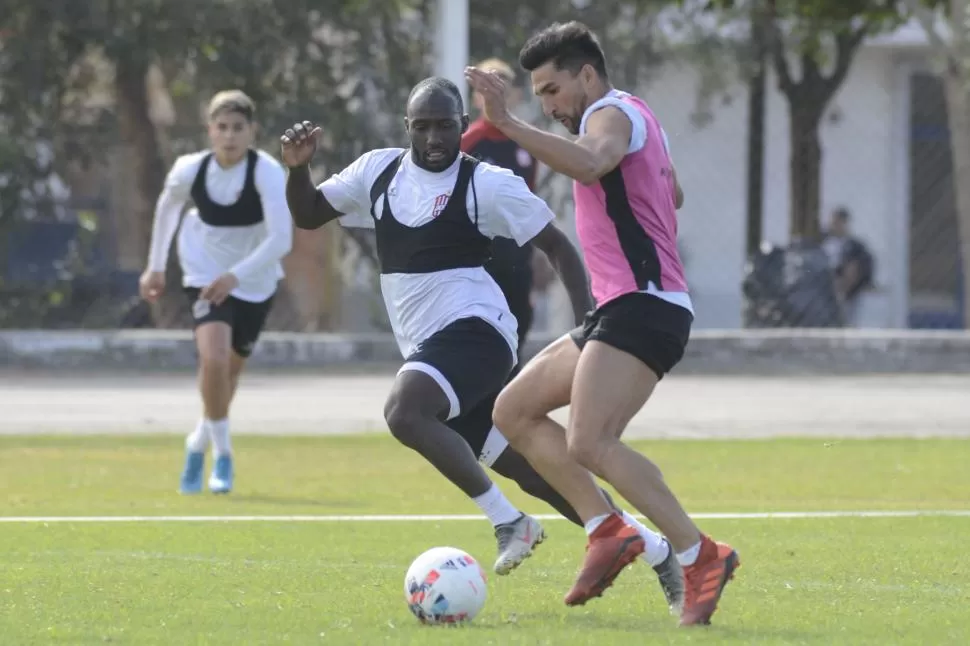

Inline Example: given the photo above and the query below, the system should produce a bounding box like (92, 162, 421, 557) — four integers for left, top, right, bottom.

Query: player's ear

(460, 114, 469, 134)
(403, 116, 410, 133)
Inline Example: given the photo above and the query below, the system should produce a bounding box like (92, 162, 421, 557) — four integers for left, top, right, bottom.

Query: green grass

(0, 435, 968, 644)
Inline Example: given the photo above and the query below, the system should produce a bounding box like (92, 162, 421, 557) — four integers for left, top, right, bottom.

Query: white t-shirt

(147, 149, 293, 303)
(318, 148, 554, 359)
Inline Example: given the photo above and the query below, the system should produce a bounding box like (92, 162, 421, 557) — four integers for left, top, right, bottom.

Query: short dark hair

(519, 21, 608, 79)
(408, 76, 465, 114)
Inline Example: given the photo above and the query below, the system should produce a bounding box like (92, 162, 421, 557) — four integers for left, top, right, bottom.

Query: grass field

(1, 435, 968, 645)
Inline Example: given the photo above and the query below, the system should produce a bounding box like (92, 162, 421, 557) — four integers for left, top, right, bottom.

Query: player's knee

(492, 390, 528, 442)
(198, 345, 232, 374)
(566, 433, 609, 475)
(383, 394, 426, 448)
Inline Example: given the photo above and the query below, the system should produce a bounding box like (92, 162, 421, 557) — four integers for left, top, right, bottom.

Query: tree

(691, 0, 936, 240)
(905, 0, 970, 327)
(0, 0, 433, 330)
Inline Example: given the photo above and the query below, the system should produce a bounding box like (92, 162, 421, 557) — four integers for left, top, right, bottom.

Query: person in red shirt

(462, 58, 544, 363)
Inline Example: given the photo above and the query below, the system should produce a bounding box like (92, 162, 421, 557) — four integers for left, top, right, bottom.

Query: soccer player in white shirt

(280, 78, 679, 595)
(140, 90, 293, 496)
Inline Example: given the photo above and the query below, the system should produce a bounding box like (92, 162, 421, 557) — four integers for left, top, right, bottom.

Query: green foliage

(470, 0, 669, 92)
(0, 0, 438, 327)
(691, 0, 946, 54)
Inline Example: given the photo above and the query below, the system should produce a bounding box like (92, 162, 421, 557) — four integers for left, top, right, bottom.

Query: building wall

(534, 44, 916, 332)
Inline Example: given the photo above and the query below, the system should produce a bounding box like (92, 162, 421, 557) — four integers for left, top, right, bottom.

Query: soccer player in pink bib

(466, 21, 739, 626)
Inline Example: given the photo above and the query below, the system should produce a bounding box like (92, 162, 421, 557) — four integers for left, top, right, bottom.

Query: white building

(532, 20, 956, 332)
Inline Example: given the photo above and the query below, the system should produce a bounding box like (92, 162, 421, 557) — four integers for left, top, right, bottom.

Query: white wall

(621, 46, 908, 329)
(643, 59, 749, 329)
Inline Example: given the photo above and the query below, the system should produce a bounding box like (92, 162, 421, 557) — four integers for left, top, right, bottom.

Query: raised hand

(464, 67, 512, 126)
(280, 120, 323, 168)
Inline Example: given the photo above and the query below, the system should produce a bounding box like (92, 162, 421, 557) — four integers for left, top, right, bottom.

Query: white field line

(0, 510, 968, 523)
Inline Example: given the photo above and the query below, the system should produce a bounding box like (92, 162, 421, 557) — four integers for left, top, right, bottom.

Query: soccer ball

(404, 546, 487, 625)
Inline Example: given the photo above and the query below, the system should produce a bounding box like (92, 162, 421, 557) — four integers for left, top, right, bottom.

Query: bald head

(404, 77, 469, 172)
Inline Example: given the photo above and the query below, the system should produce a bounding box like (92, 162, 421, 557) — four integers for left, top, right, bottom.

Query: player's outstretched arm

(464, 66, 629, 186)
(530, 224, 594, 325)
(281, 121, 343, 230)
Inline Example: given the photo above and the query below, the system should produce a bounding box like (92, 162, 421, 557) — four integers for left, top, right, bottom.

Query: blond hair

(475, 58, 516, 83)
(207, 90, 255, 122)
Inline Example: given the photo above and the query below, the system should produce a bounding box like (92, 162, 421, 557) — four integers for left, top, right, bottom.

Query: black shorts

(401, 317, 515, 459)
(570, 292, 692, 379)
(445, 361, 523, 466)
(184, 287, 274, 358)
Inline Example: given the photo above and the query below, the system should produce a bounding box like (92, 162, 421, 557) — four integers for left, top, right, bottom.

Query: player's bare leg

(568, 340, 738, 625)
(494, 336, 615, 519)
(493, 335, 645, 605)
(385, 370, 544, 574)
(229, 352, 246, 403)
(180, 322, 235, 494)
(489, 447, 684, 612)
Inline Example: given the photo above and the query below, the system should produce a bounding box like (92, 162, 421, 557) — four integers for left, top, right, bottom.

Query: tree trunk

(114, 56, 184, 327)
(789, 106, 823, 241)
(745, 12, 767, 257)
(114, 57, 165, 271)
(945, 0, 970, 328)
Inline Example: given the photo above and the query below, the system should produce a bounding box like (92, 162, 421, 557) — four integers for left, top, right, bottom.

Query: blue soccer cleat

(179, 451, 205, 495)
(209, 454, 234, 494)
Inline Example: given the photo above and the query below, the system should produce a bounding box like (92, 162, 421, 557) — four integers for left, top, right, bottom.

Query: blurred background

(1, 0, 967, 337)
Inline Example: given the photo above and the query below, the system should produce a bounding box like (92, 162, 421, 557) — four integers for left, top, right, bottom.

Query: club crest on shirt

(431, 192, 451, 218)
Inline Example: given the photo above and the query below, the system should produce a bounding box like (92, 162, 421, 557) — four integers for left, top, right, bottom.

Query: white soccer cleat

(493, 513, 545, 575)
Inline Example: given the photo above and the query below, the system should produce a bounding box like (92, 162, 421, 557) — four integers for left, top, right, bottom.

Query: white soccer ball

(404, 546, 487, 625)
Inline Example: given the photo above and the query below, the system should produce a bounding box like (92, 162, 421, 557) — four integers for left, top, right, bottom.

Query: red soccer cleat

(564, 513, 645, 606)
(680, 535, 740, 626)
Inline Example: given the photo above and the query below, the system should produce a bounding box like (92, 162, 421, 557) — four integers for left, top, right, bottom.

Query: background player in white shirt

(280, 78, 681, 601)
(140, 90, 293, 496)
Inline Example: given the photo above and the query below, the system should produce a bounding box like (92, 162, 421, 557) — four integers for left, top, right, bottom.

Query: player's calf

(383, 371, 497, 498)
(195, 323, 234, 420)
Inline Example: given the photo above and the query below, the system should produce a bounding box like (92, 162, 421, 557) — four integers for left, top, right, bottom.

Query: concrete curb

(1, 328, 969, 374)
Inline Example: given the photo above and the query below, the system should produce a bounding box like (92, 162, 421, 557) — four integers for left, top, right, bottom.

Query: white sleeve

(146, 155, 198, 271)
(473, 164, 554, 246)
(227, 154, 294, 282)
(317, 148, 404, 230)
(579, 96, 647, 155)
(661, 127, 672, 160)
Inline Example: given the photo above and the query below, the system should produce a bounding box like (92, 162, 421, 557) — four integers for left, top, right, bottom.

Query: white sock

(472, 484, 522, 527)
(207, 418, 231, 457)
(620, 511, 671, 567)
(676, 541, 702, 567)
(185, 419, 209, 453)
(584, 513, 612, 536)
